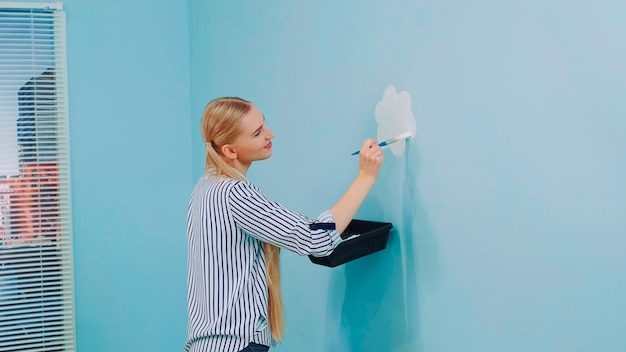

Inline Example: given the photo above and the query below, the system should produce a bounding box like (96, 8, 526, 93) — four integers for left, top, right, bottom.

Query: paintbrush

(351, 131, 413, 155)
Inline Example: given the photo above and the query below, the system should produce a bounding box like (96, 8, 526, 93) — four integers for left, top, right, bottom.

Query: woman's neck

(228, 159, 250, 178)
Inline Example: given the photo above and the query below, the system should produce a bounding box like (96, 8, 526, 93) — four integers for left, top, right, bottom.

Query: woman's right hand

(330, 138, 384, 233)
(358, 138, 384, 180)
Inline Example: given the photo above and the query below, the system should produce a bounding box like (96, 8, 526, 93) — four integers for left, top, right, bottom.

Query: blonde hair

(201, 97, 284, 341)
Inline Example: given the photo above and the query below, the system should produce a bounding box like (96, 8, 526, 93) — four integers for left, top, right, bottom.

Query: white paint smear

(375, 85, 417, 157)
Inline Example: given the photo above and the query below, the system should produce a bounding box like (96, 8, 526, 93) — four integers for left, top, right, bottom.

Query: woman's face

(231, 104, 275, 165)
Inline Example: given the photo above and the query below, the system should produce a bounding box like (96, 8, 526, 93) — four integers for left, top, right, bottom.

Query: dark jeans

(239, 342, 269, 352)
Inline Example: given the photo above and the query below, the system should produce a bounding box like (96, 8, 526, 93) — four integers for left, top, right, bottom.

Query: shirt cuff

(314, 210, 343, 249)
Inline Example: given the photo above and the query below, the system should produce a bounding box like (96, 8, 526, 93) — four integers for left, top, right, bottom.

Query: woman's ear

(221, 144, 238, 160)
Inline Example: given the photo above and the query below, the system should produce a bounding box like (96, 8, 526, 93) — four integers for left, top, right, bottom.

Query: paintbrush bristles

(385, 131, 412, 144)
(393, 131, 413, 141)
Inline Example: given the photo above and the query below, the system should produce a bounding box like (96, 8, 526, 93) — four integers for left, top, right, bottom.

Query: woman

(185, 97, 383, 352)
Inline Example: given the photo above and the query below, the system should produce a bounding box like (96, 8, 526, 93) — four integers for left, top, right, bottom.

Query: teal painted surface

(189, 1, 626, 351)
(64, 1, 191, 351)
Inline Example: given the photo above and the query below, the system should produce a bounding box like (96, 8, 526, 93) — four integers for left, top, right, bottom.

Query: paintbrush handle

(350, 138, 396, 155)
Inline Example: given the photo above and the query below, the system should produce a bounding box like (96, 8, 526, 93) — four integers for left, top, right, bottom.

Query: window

(0, 3, 75, 351)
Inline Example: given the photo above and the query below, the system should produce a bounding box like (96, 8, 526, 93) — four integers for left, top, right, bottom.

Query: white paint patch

(375, 85, 417, 157)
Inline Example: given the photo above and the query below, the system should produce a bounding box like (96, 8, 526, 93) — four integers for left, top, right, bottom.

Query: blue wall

(189, 1, 626, 351)
(64, 1, 191, 351)
(49, 0, 626, 350)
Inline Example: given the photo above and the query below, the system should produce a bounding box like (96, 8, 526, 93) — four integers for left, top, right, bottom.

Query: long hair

(201, 97, 284, 341)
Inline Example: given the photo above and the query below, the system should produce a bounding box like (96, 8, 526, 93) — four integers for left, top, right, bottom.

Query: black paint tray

(309, 219, 393, 267)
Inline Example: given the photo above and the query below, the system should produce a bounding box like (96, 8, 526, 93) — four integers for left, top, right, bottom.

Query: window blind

(0, 3, 76, 352)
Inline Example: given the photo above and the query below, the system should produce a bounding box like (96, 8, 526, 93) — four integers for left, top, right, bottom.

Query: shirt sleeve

(227, 180, 343, 256)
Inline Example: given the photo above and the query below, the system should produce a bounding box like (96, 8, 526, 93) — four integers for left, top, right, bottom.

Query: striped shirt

(185, 174, 342, 352)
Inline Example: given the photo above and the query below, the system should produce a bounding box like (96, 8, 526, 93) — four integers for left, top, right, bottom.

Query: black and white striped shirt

(185, 174, 342, 352)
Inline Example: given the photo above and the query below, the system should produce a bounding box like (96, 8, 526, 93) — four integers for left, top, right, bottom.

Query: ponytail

(264, 242, 284, 341)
